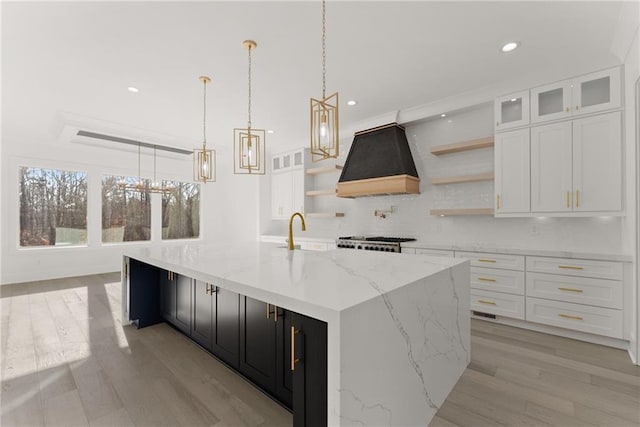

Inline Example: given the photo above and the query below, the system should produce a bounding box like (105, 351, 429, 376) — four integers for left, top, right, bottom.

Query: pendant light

(194, 76, 216, 182)
(234, 40, 266, 175)
(310, 0, 339, 162)
(119, 143, 174, 193)
(148, 146, 175, 194)
(118, 142, 146, 191)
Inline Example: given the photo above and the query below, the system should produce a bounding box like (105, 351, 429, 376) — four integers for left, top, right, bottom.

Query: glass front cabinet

(495, 90, 530, 131)
(531, 67, 621, 124)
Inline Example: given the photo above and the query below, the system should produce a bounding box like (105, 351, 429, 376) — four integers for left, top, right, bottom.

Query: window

(102, 176, 151, 242)
(162, 181, 200, 240)
(19, 167, 88, 247)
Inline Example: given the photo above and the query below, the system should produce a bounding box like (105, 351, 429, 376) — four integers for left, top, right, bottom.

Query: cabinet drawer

(526, 297, 622, 339)
(470, 289, 524, 320)
(471, 267, 524, 295)
(526, 272, 622, 309)
(456, 251, 525, 271)
(526, 256, 622, 280)
(413, 248, 454, 257)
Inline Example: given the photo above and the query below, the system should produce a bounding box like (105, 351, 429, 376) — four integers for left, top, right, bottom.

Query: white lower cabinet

(526, 272, 622, 310)
(471, 267, 525, 295)
(471, 289, 525, 320)
(526, 297, 623, 339)
(412, 248, 454, 257)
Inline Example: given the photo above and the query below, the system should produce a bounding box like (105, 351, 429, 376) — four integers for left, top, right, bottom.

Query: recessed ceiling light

(267, 130, 275, 134)
(347, 100, 358, 106)
(501, 42, 519, 53)
(127, 87, 139, 93)
(510, 98, 517, 102)
(440, 113, 446, 118)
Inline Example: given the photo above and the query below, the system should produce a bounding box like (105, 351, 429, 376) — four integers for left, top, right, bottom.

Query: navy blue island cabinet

(125, 256, 328, 426)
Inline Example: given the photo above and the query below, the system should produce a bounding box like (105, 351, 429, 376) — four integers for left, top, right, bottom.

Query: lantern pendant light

(310, 0, 339, 162)
(194, 76, 216, 183)
(234, 40, 266, 175)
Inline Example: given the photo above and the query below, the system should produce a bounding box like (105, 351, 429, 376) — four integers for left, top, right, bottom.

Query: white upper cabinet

(531, 67, 621, 124)
(495, 128, 530, 214)
(495, 90, 530, 131)
(572, 112, 622, 212)
(271, 148, 308, 220)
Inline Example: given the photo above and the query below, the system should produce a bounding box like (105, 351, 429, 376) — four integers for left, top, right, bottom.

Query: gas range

(336, 236, 416, 253)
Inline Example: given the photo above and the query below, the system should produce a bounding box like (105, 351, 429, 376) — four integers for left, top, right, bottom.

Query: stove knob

(357, 245, 362, 249)
(374, 247, 380, 251)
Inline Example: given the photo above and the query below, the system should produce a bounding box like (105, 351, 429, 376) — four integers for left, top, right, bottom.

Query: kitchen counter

(122, 242, 470, 426)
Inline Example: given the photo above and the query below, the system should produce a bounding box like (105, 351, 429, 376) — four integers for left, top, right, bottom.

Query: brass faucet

(288, 212, 306, 250)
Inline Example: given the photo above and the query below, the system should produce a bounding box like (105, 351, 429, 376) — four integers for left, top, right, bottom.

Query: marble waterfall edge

(339, 264, 470, 426)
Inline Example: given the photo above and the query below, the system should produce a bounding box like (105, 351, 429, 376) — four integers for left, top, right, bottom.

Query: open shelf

(306, 212, 345, 218)
(306, 189, 336, 196)
(430, 136, 494, 155)
(430, 208, 495, 216)
(306, 165, 343, 175)
(430, 172, 494, 185)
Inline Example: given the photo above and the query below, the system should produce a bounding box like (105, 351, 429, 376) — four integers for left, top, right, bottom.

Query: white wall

(0, 136, 259, 284)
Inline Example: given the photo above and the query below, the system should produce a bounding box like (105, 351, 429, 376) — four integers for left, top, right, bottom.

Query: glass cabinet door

(495, 90, 530, 131)
(573, 67, 621, 116)
(531, 80, 572, 123)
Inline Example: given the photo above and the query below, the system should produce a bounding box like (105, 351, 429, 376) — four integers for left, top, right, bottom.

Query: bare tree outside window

(19, 167, 88, 246)
(162, 181, 200, 240)
(102, 176, 151, 242)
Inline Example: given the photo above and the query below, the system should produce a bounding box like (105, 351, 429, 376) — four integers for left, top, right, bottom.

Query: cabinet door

(160, 270, 176, 322)
(174, 274, 192, 334)
(291, 312, 327, 427)
(192, 280, 213, 350)
(291, 169, 305, 215)
(572, 112, 622, 212)
(212, 288, 240, 368)
(129, 259, 162, 328)
(275, 308, 293, 408)
(271, 172, 292, 220)
(573, 67, 621, 116)
(495, 128, 530, 214)
(495, 90, 529, 131)
(531, 80, 572, 123)
(531, 121, 573, 212)
(239, 296, 277, 394)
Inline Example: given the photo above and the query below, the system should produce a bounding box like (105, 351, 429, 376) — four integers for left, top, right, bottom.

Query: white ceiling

(1, 1, 627, 153)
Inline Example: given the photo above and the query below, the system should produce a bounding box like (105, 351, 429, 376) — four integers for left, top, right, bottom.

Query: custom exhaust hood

(336, 123, 420, 198)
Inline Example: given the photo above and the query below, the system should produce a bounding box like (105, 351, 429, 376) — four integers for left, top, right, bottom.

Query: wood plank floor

(1, 273, 638, 426)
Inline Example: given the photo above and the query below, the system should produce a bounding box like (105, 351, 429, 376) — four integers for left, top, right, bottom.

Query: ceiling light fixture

(267, 130, 275, 134)
(127, 87, 139, 93)
(234, 40, 266, 175)
(501, 41, 519, 53)
(347, 100, 357, 106)
(310, 0, 339, 162)
(440, 113, 446, 118)
(119, 143, 174, 194)
(193, 76, 215, 183)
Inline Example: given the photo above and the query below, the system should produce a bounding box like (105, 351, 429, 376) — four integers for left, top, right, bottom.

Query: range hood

(336, 123, 420, 198)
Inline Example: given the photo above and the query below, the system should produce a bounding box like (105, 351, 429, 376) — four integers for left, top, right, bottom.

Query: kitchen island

(121, 242, 470, 426)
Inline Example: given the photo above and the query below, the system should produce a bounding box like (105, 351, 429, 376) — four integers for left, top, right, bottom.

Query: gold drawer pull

(496, 194, 501, 210)
(477, 277, 497, 282)
(575, 189, 580, 208)
(566, 191, 570, 208)
(477, 300, 496, 305)
(558, 265, 583, 270)
(291, 326, 300, 371)
(559, 313, 583, 321)
(478, 259, 497, 263)
(558, 287, 583, 293)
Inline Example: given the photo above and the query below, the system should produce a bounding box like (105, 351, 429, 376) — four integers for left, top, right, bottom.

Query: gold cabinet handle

(566, 191, 570, 209)
(565, 107, 570, 112)
(575, 105, 580, 111)
(496, 194, 501, 210)
(266, 303, 270, 319)
(477, 277, 497, 282)
(274, 305, 278, 323)
(558, 287, 584, 293)
(477, 300, 497, 305)
(478, 259, 497, 263)
(291, 326, 300, 371)
(559, 313, 583, 321)
(496, 121, 500, 127)
(575, 190, 580, 208)
(558, 265, 583, 270)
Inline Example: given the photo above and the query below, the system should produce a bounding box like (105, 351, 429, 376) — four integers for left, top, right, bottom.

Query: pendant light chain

(203, 79, 207, 146)
(322, 0, 326, 100)
(248, 43, 252, 130)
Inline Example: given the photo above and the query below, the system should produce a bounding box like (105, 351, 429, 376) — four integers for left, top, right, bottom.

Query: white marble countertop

(124, 242, 466, 322)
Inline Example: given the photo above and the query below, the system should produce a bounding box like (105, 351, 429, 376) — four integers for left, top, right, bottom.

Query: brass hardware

(496, 121, 500, 127)
(565, 107, 570, 112)
(288, 212, 307, 250)
(559, 313, 583, 321)
(266, 303, 270, 319)
(274, 305, 278, 323)
(576, 105, 580, 110)
(477, 300, 497, 305)
(558, 265, 583, 270)
(575, 190, 580, 208)
(194, 76, 216, 183)
(477, 277, 497, 282)
(558, 287, 584, 293)
(496, 194, 501, 210)
(478, 259, 497, 263)
(566, 191, 570, 208)
(291, 326, 300, 371)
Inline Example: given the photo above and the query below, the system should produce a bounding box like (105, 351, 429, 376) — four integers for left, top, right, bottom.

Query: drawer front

(413, 248, 454, 257)
(456, 251, 525, 271)
(526, 297, 623, 339)
(526, 256, 623, 280)
(470, 289, 525, 320)
(471, 267, 524, 295)
(526, 272, 622, 309)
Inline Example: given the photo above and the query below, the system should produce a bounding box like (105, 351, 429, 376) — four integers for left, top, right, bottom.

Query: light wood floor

(1, 273, 638, 426)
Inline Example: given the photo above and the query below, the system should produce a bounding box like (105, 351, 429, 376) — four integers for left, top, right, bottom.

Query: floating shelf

(306, 212, 345, 218)
(306, 189, 336, 196)
(430, 208, 495, 216)
(306, 165, 343, 175)
(430, 136, 494, 155)
(430, 172, 494, 185)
